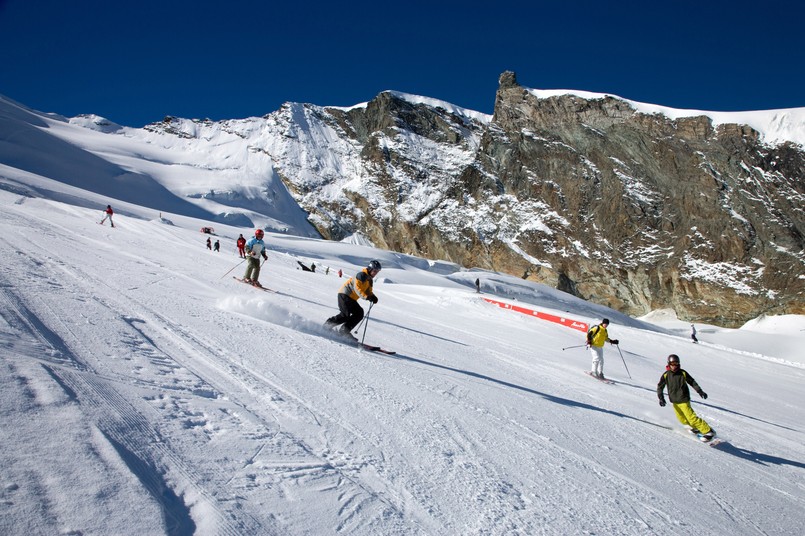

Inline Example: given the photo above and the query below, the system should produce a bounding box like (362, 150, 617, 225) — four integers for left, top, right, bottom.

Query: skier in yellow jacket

(325, 260, 381, 340)
(586, 318, 618, 380)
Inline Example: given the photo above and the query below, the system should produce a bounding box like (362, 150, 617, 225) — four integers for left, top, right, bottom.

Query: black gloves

(659, 398, 666, 407)
(368, 295, 378, 304)
(610, 339, 619, 345)
(698, 391, 708, 399)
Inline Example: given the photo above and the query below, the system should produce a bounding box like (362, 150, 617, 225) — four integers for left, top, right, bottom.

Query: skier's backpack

(587, 325, 601, 344)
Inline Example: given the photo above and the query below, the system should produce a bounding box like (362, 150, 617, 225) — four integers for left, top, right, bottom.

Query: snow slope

(0, 186, 803, 535)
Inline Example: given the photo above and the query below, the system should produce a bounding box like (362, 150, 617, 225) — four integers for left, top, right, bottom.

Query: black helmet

(601, 318, 610, 325)
(367, 260, 382, 272)
(667, 354, 680, 364)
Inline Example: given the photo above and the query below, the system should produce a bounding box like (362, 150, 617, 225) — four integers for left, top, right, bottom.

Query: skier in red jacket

(236, 234, 246, 258)
(99, 205, 115, 227)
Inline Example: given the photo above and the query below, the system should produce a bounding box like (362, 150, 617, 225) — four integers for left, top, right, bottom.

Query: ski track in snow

(0, 195, 804, 535)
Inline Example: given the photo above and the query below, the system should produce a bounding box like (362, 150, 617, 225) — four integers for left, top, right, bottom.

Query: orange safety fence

(482, 297, 589, 332)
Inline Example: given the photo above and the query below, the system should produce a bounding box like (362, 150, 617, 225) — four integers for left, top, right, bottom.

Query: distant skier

(243, 229, 268, 287)
(325, 260, 381, 341)
(99, 205, 115, 227)
(475, 278, 481, 293)
(338, 269, 343, 278)
(236, 234, 246, 258)
(206, 237, 212, 250)
(690, 324, 699, 344)
(213, 240, 220, 252)
(586, 319, 619, 380)
(657, 354, 715, 441)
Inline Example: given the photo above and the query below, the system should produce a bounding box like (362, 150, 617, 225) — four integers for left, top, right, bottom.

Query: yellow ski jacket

(587, 324, 609, 347)
(338, 268, 377, 301)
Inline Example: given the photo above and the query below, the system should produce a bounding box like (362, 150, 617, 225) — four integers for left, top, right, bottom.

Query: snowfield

(0, 191, 803, 535)
(1, 91, 804, 536)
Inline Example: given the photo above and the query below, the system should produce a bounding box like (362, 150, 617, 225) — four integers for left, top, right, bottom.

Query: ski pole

(619, 347, 648, 359)
(359, 302, 374, 345)
(562, 344, 587, 351)
(354, 314, 368, 333)
(220, 258, 246, 279)
(614, 343, 632, 379)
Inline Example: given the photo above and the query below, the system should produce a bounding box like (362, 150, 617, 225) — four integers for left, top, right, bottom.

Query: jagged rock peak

(499, 71, 519, 89)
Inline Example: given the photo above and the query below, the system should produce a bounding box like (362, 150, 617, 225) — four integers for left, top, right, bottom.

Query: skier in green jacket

(657, 354, 716, 441)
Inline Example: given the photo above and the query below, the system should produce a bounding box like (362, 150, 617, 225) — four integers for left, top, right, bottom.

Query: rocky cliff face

(480, 72, 805, 325)
(143, 74, 804, 326)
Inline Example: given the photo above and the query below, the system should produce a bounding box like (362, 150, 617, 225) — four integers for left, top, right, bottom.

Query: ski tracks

(4, 235, 420, 533)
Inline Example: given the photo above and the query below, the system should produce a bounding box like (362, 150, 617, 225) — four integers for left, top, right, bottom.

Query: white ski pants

(589, 345, 604, 376)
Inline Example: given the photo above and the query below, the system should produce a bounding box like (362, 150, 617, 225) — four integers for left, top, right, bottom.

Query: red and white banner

(482, 298, 589, 332)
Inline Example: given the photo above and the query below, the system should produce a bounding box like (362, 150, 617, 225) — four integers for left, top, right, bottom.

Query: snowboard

(690, 429, 723, 446)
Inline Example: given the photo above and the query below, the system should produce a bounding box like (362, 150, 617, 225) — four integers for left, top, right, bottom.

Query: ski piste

(233, 276, 276, 292)
(584, 370, 614, 384)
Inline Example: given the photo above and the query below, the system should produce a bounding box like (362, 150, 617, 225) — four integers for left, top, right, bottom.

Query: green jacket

(657, 368, 703, 404)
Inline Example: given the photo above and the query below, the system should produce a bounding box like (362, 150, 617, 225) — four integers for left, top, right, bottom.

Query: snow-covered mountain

(1, 91, 804, 534)
(3, 71, 803, 327)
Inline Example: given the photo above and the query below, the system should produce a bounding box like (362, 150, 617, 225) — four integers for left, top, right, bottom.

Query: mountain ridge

(1, 74, 803, 326)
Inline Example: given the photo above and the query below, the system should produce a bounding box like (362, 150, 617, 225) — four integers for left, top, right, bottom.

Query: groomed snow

(0, 188, 803, 535)
(1, 91, 804, 535)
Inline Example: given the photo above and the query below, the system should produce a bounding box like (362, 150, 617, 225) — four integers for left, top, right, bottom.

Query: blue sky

(1, 0, 803, 127)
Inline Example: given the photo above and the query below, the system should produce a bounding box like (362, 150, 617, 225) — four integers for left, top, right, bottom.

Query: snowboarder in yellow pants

(657, 354, 716, 441)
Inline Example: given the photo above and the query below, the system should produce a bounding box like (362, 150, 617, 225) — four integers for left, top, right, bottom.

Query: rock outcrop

(140, 74, 805, 326)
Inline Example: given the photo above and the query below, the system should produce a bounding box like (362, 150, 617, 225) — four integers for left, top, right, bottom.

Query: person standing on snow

(236, 234, 246, 258)
(99, 205, 115, 227)
(213, 240, 220, 252)
(586, 318, 618, 380)
(325, 260, 381, 341)
(657, 354, 715, 441)
(243, 229, 269, 287)
(206, 237, 212, 250)
(690, 324, 699, 344)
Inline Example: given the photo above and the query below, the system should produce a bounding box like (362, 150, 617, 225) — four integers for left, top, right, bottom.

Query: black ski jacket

(657, 368, 703, 404)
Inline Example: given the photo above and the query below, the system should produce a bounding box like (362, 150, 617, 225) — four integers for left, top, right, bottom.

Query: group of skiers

(233, 224, 717, 442)
(586, 318, 716, 442)
(233, 228, 381, 342)
(98, 209, 717, 443)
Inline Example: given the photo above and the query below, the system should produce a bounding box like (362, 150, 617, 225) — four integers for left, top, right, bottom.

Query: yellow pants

(672, 402, 711, 434)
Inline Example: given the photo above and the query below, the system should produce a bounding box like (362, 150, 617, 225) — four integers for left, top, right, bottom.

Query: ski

(360, 343, 396, 355)
(584, 370, 614, 384)
(323, 324, 396, 354)
(233, 276, 276, 292)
